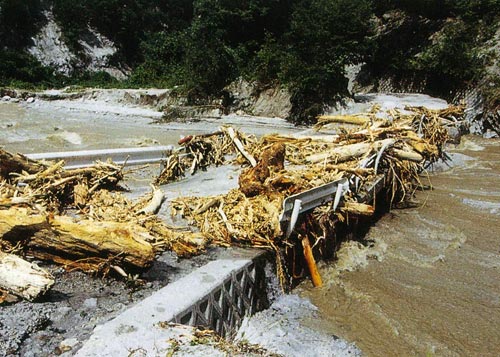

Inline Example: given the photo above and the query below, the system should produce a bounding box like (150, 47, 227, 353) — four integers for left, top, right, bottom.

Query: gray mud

(0, 249, 226, 357)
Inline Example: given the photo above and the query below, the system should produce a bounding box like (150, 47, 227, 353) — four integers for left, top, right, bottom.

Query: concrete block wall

(75, 250, 269, 356)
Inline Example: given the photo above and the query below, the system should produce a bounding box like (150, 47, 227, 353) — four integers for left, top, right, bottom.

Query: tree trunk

(0, 149, 47, 179)
(0, 251, 54, 301)
(306, 139, 395, 164)
(0, 207, 155, 272)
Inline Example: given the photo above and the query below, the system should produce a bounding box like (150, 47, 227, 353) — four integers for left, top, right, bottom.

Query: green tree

(280, 0, 373, 123)
(0, 0, 44, 49)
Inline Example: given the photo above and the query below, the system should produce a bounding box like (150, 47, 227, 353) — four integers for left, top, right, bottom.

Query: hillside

(0, 0, 499, 132)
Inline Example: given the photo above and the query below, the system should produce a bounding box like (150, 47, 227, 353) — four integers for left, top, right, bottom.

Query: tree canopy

(1, 0, 498, 122)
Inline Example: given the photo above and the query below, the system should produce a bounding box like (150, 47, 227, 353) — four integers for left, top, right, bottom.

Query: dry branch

(137, 186, 166, 215)
(223, 126, 257, 167)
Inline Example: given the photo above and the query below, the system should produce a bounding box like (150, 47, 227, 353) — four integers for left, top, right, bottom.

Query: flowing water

(2, 98, 500, 356)
(0, 100, 297, 154)
(298, 136, 500, 356)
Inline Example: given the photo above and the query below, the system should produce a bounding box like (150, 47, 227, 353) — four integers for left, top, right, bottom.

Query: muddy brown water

(298, 136, 500, 356)
(2, 99, 500, 356)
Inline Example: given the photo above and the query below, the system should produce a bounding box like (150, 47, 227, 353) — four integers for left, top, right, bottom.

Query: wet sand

(299, 136, 500, 356)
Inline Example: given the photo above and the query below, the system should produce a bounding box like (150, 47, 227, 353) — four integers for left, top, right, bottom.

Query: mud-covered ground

(0, 248, 227, 356)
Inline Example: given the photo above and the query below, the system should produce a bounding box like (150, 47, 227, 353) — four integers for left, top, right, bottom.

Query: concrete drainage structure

(75, 250, 269, 356)
(172, 256, 269, 337)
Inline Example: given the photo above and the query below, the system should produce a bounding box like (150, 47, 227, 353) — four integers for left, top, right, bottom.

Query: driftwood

(0, 207, 155, 272)
(315, 114, 371, 128)
(306, 139, 395, 164)
(0, 251, 54, 301)
(302, 237, 322, 287)
(0, 149, 47, 178)
(224, 126, 257, 167)
(393, 149, 424, 162)
(341, 202, 375, 216)
(239, 143, 285, 197)
(137, 186, 166, 215)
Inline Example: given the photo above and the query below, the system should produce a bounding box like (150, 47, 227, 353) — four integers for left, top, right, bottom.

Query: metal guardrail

(26, 146, 175, 169)
(279, 175, 386, 238)
(279, 178, 349, 238)
(355, 174, 386, 203)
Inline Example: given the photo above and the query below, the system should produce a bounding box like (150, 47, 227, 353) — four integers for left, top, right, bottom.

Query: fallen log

(315, 114, 371, 128)
(0, 251, 54, 301)
(306, 138, 395, 164)
(0, 207, 155, 272)
(0, 149, 47, 178)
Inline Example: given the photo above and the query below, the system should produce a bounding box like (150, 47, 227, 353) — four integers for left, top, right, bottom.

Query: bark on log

(0, 251, 54, 301)
(0, 207, 155, 271)
(0, 149, 47, 179)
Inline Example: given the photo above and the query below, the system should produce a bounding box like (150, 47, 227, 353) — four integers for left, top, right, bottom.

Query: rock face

(27, 12, 75, 75)
(226, 78, 292, 118)
(78, 28, 128, 80)
(27, 11, 127, 79)
(461, 26, 500, 135)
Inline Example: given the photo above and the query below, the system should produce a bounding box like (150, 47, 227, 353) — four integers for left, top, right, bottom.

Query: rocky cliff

(27, 11, 127, 79)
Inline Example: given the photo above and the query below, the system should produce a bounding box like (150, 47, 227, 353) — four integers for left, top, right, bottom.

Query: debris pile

(170, 105, 460, 287)
(0, 151, 206, 301)
(0, 105, 462, 300)
(156, 126, 255, 184)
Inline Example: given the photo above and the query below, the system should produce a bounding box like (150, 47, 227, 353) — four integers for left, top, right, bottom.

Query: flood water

(2, 99, 500, 356)
(0, 102, 180, 153)
(298, 136, 500, 356)
(0, 101, 297, 154)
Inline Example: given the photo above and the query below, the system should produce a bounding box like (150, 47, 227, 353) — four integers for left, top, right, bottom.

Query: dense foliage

(1, 0, 498, 122)
(367, 0, 500, 97)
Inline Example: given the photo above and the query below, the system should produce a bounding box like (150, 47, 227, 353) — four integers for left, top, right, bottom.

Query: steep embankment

(354, 9, 500, 136)
(0, 1, 498, 133)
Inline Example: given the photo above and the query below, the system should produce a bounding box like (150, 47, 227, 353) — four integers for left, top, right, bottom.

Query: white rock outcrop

(28, 11, 75, 75)
(28, 11, 127, 79)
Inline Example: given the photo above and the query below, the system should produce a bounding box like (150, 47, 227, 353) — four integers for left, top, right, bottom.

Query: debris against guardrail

(0, 104, 461, 300)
